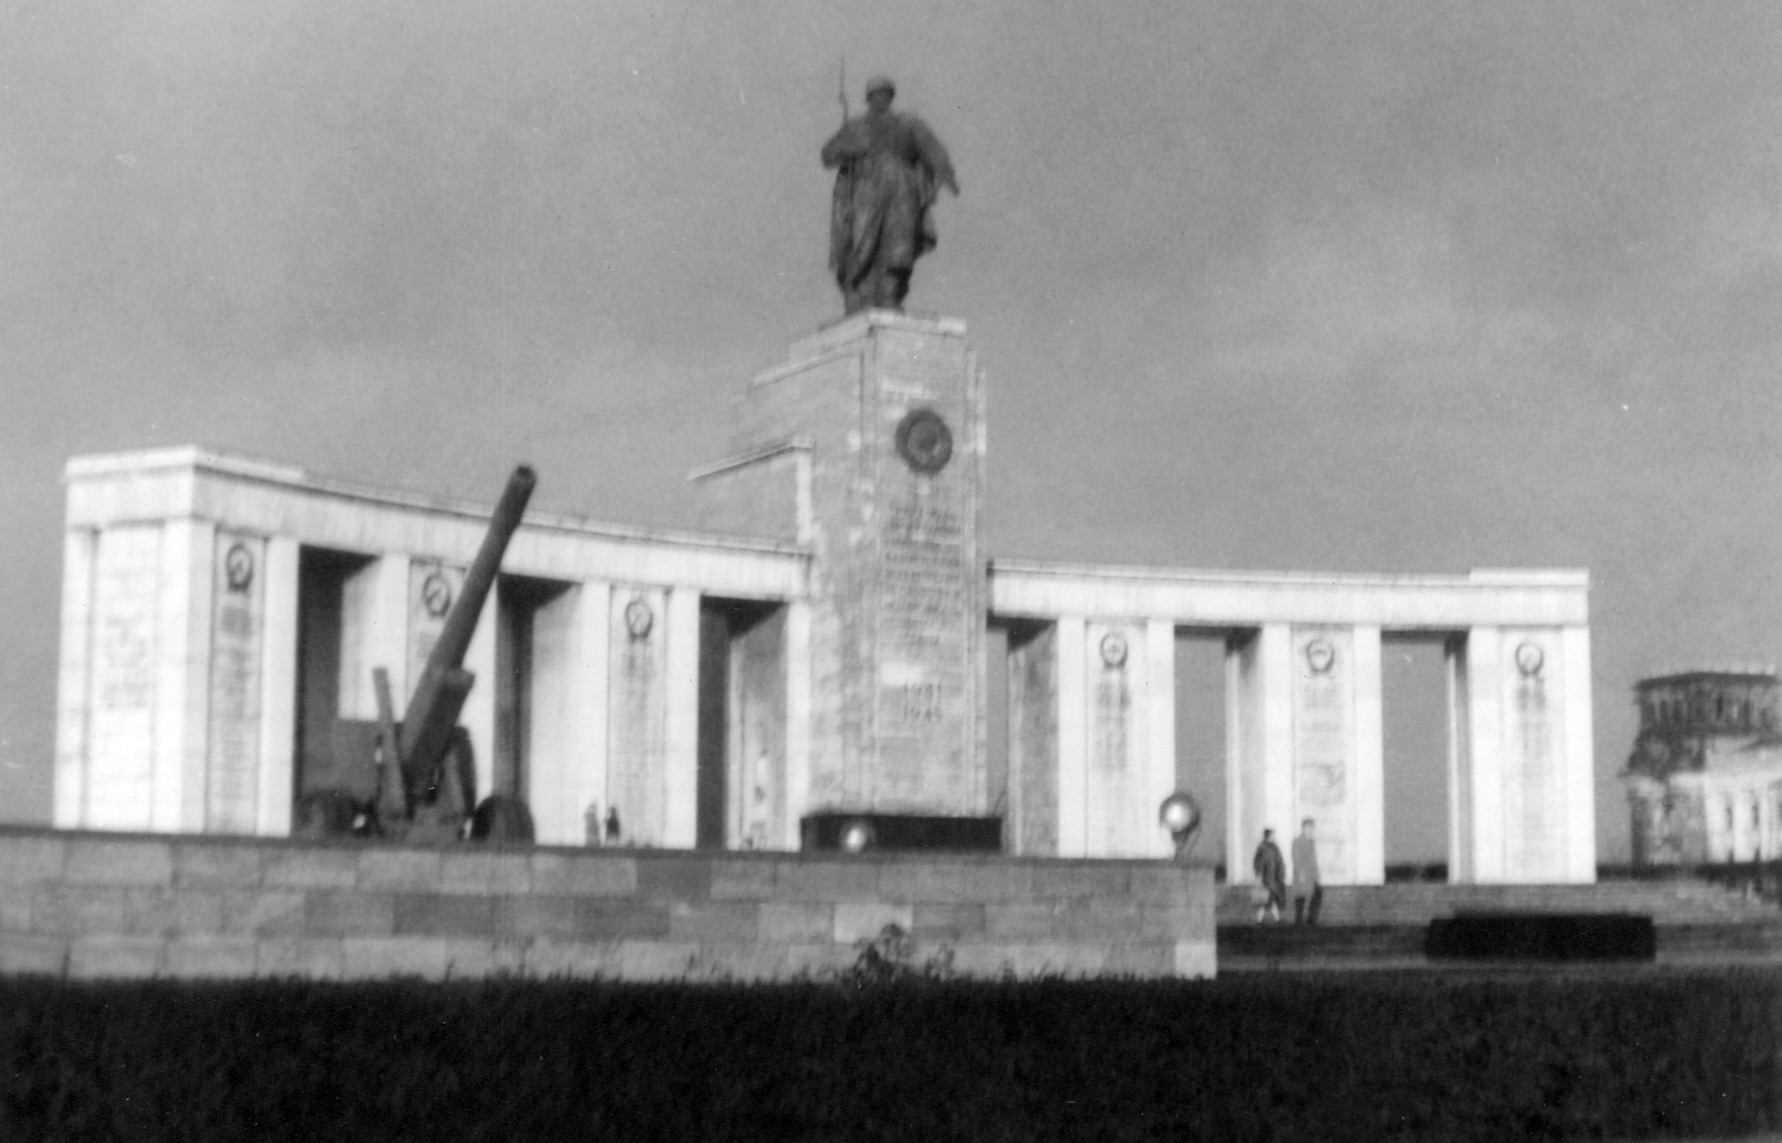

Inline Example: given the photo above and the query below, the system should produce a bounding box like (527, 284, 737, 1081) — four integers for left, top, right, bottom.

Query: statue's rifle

(832, 55, 855, 278)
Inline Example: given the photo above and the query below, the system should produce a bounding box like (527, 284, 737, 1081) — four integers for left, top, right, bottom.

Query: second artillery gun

(297, 465, 538, 844)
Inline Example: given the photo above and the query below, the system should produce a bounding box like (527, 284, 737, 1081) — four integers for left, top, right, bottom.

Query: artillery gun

(296, 466, 538, 844)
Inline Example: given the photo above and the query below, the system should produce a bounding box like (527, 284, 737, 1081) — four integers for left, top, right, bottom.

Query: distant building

(1625, 668, 1782, 865)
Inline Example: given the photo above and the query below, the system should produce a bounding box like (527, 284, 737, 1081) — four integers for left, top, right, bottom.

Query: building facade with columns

(1625, 668, 1782, 866)
(54, 312, 1597, 883)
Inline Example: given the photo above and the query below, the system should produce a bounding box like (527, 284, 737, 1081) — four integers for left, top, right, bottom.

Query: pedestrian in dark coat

(1252, 829, 1286, 923)
(1292, 817, 1323, 925)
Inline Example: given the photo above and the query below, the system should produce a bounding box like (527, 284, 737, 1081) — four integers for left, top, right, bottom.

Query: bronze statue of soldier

(822, 75, 959, 314)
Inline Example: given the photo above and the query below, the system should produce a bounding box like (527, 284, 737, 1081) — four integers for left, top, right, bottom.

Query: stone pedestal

(695, 311, 987, 820)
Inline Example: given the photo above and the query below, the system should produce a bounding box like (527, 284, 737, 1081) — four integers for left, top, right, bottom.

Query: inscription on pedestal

(875, 486, 970, 807)
(206, 532, 264, 833)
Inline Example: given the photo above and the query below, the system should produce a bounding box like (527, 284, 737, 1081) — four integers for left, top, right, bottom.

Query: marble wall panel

(205, 532, 264, 833)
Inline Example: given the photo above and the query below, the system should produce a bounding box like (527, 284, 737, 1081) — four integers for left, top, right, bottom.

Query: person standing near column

(1292, 817, 1323, 925)
(1252, 829, 1286, 924)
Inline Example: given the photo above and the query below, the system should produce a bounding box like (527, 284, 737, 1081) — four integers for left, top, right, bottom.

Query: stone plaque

(874, 485, 972, 807)
(206, 532, 264, 833)
(1292, 627, 1354, 882)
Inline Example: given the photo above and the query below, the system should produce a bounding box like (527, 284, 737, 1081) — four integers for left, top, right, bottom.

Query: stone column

(782, 599, 813, 850)
(203, 530, 267, 834)
(1456, 627, 1506, 881)
(152, 517, 216, 833)
(1054, 615, 1088, 857)
(82, 524, 163, 830)
(1143, 619, 1178, 859)
(703, 313, 986, 824)
(662, 587, 701, 849)
(1559, 624, 1597, 881)
(1275, 625, 1373, 885)
(53, 528, 98, 829)
(461, 594, 497, 810)
(256, 537, 300, 837)
(1350, 625, 1386, 885)
(1451, 625, 1591, 884)
(1005, 621, 1058, 856)
(557, 581, 611, 846)
(1226, 623, 1293, 882)
(608, 587, 668, 844)
(522, 585, 578, 844)
(338, 554, 409, 721)
(1446, 634, 1476, 883)
(1079, 619, 1173, 858)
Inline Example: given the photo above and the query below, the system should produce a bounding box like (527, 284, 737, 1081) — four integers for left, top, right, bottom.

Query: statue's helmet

(864, 75, 896, 99)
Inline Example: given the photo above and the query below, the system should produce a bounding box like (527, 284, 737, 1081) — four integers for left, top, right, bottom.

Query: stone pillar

(1350, 625, 1386, 885)
(608, 587, 667, 844)
(256, 536, 299, 837)
(1143, 619, 1178, 859)
(564, 581, 612, 845)
(522, 585, 578, 844)
(1283, 625, 1384, 885)
(1054, 615, 1088, 857)
(701, 312, 986, 824)
(338, 554, 409, 721)
(1005, 621, 1058, 856)
(81, 525, 163, 829)
(460, 587, 497, 809)
(1446, 634, 1476, 883)
(730, 606, 789, 851)
(782, 600, 813, 850)
(53, 528, 98, 829)
(1226, 624, 1294, 882)
(1451, 626, 1592, 883)
(151, 517, 216, 833)
(1559, 624, 1597, 881)
(1075, 619, 1174, 858)
(662, 587, 701, 849)
(203, 530, 266, 834)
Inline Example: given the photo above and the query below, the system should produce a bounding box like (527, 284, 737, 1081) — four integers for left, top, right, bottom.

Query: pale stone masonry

(55, 311, 1596, 886)
(0, 827, 1215, 981)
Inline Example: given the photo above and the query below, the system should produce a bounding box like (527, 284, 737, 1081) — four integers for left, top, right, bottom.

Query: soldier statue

(822, 75, 959, 314)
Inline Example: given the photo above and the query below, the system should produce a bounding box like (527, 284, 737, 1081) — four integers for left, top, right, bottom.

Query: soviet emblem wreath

(894, 408, 953, 474)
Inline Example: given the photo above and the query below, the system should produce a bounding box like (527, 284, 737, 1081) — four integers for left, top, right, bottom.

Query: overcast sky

(6, 1, 1782, 862)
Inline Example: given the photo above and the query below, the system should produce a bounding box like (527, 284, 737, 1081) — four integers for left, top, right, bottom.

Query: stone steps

(1214, 880, 1782, 970)
(1216, 920, 1782, 971)
(1215, 881, 1781, 928)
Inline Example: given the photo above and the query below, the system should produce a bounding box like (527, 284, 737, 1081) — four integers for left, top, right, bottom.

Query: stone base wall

(0, 827, 1215, 981)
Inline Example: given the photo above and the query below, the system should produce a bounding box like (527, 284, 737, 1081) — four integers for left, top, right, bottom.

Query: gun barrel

(399, 465, 536, 733)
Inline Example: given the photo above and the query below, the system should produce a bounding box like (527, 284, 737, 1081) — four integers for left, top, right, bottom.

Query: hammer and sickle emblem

(420, 571, 454, 619)
(894, 408, 954, 475)
(223, 542, 255, 592)
(624, 597, 654, 640)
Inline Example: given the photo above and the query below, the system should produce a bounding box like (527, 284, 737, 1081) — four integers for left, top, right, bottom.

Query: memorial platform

(1215, 881, 1782, 971)
(0, 826, 1215, 982)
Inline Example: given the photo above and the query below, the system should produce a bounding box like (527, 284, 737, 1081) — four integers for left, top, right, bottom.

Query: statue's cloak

(823, 111, 955, 293)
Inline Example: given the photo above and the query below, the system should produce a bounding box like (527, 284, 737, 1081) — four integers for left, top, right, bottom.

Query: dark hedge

(1, 969, 1777, 1142)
